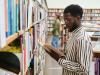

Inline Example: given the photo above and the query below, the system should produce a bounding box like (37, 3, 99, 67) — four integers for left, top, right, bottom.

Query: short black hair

(64, 4, 83, 18)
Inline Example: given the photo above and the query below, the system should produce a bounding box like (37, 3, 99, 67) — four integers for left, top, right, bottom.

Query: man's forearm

(44, 44, 65, 61)
(58, 58, 88, 75)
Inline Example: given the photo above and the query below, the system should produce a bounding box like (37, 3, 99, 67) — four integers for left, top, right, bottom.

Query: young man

(51, 13, 61, 48)
(44, 4, 93, 75)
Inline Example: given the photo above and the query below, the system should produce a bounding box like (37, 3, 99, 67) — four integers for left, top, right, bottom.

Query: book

(11, 0, 16, 34)
(0, 0, 6, 48)
(5, 0, 8, 37)
(7, 0, 12, 36)
(27, 0, 32, 28)
(43, 44, 64, 61)
(16, 0, 20, 32)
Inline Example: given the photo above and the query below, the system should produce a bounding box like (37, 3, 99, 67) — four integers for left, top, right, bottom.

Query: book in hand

(44, 44, 65, 61)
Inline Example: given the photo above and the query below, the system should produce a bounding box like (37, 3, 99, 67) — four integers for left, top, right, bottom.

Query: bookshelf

(82, 9, 100, 24)
(48, 8, 100, 32)
(0, 0, 48, 75)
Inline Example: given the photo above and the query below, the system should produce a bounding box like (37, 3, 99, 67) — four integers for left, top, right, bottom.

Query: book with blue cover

(7, 0, 12, 36)
(16, 0, 20, 32)
(12, 0, 17, 34)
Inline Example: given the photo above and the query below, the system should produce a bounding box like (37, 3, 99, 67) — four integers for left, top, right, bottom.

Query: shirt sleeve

(58, 39, 93, 75)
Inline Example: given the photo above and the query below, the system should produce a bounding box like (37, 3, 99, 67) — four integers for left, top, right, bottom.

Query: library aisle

(44, 52, 62, 75)
(44, 35, 62, 75)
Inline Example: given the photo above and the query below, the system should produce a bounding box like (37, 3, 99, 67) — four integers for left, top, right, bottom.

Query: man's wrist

(55, 55, 65, 61)
(59, 55, 65, 59)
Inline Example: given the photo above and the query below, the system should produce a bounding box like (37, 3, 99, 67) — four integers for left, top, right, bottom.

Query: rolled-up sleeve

(58, 58, 87, 74)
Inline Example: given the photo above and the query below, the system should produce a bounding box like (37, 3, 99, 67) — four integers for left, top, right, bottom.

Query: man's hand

(44, 44, 65, 61)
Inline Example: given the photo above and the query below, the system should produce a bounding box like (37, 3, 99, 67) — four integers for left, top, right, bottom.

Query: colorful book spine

(12, 0, 17, 34)
(16, 0, 20, 32)
(7, 0, 12, 36)
(5, 0, 8, 37)
(19, 0, 23, 30)
(0, 0, 6, 48)
(28, 0, 32, 28)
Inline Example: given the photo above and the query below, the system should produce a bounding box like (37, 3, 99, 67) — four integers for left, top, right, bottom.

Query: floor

(44, 53, 62, 75)
(44, 35, 62, 75)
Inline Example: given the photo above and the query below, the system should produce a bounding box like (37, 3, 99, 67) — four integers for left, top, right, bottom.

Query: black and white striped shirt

(58, 26, 93, 75)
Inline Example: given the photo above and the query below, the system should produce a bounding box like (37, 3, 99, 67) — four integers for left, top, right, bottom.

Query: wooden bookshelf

(7, 33, 19, 46)
(6, 30, 24, 46)
(4, 17, 47, 50)
(0, 0, 48, 74)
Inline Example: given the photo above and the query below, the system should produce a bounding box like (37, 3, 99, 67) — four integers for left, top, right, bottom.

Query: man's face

(64, 13, 78, 32)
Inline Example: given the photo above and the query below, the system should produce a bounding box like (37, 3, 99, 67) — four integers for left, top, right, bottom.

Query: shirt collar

(69, 25, 84, 38)
(72, 25, 84, 34)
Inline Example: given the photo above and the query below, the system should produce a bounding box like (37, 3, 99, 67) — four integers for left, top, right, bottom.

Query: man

(51, 13, 61, 48)
(44, 4, 93, 75)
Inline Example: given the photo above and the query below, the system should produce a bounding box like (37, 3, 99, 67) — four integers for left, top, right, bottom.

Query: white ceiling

(46, 0, 100, 9)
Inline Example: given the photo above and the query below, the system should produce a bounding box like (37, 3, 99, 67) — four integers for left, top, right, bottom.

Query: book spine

(16, 0, 20, 32)
(0, 0, 6, 48)
(7, 0, 12, 36)
(12, 0, 17, 34)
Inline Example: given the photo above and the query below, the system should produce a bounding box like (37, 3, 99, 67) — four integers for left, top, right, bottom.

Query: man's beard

(69, 22, 79, 32)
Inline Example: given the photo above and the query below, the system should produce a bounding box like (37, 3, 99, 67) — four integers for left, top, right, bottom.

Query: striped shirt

(58, 26, 93, 75)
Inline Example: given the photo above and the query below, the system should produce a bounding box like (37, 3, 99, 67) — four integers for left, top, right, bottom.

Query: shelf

(90, 32, 100, 41)
(0, 45, 21, 53)
(7, 33, 19, 45)
(7, 30, 24, 45)
(0, 36, 21, 52)
(86, 29, 100, 32)
(0, 30, 24, 51)
(0, 17, 47, 50)
(91, 35, 100, 38)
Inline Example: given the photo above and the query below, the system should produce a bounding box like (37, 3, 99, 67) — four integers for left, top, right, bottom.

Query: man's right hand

(44, 44, 65, 61)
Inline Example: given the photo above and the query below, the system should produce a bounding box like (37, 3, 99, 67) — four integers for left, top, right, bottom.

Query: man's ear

(77, 16, 81, 20)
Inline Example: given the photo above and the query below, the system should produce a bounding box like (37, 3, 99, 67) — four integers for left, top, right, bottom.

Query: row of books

(0, 0, 48, 75)
(21, 30, 34, 74)
(34, 18, 48, 75)
(0, 0, 34, 48)
(83, 9, 100, 13)
(0, 27, 35, 75)
(6, 0, 20, 36)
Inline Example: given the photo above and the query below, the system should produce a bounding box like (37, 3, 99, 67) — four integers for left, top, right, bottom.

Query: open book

(43, 44, 65, 61)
